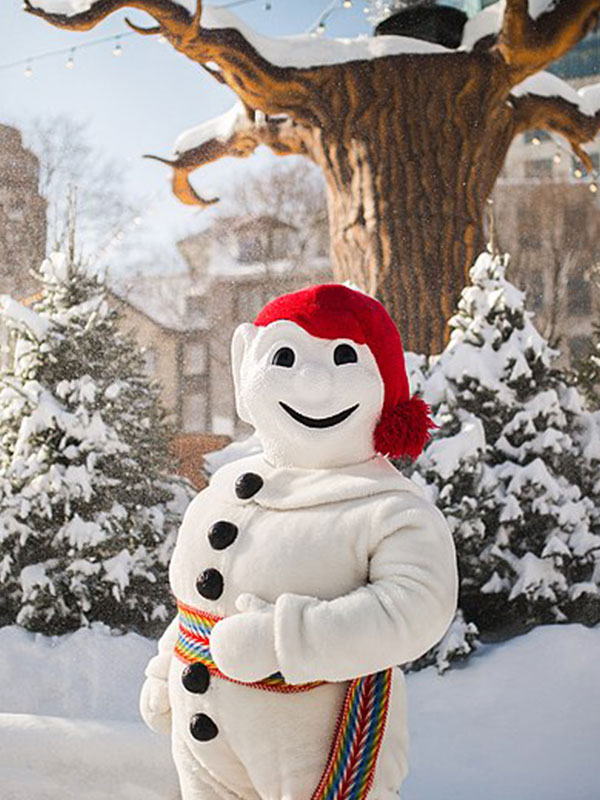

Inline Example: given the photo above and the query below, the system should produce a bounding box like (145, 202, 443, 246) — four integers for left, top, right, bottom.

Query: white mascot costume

(140, 284, 458, 800)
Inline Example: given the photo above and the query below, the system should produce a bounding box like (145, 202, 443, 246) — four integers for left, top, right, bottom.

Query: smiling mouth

(279, 402, 359, 429)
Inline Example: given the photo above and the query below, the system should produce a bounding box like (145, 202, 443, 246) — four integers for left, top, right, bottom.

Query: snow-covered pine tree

(414, 252, 600, 649)
(0, 252, 192, 636)
(574, 321, 600, 411)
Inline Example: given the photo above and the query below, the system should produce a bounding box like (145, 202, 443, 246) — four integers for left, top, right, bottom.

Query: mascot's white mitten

(211, 594, 278, 683)
(139, 675, 172, 735)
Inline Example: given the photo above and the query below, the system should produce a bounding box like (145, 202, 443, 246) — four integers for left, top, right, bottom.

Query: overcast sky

(1, 2, 371, 273)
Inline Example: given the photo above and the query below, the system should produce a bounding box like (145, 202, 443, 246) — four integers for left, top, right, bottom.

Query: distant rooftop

(111, 271, 208, 333)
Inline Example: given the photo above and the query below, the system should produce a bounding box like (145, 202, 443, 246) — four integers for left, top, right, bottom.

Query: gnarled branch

(24, 0, 325, 123)
(144, 102, 314, 207)
(499, 0, 600, 85)
(512, 81, 600, 169)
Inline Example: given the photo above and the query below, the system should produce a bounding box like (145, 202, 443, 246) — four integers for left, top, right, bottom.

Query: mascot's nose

(293, 363, 333, 401)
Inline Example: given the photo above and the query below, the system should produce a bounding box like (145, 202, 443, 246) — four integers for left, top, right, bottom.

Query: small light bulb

(343, 0, 353, 7)
(574, 168, 583, 179)
(24, 64, 33, 78)
(66, 54, 75, 69)
(531, 136, 541, 146)
(553, 153, 561, 164)
(113, 42, 123, 57)
(317, 21, 326, 33)
(157, 34, 167, 44)
(590, 183, 598, 194)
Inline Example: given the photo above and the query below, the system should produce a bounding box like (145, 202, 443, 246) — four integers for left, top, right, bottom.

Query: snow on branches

(0, 253, 193, 636)
(409, 252, 600, 667)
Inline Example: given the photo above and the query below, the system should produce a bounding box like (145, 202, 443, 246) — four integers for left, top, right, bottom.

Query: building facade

(115, 214, 332, 437)
(178, 214, 332, 437)
(491, 23, 600, 365)
(0, 124, 46, 298)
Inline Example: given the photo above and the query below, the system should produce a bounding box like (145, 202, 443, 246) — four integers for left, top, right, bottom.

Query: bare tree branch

(512, 88, 600, 170)
(24, 0, 325, 122)
(499, 0, 600, 85)
(143, 103, 314, 207)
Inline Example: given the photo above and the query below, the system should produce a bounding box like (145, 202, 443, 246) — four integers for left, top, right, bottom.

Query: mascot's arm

(145, 615, 179, 680)
(274, 502, 458, 684)
(139, 616, 179, 734)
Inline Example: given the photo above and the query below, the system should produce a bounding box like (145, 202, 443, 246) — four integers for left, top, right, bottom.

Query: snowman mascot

(140, 284, 457, 800)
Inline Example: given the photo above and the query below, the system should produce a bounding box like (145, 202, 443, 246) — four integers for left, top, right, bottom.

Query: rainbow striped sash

(175, 600, 391, 800)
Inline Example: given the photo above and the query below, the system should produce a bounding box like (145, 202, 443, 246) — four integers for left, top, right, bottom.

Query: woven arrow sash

(174, 600, 392, 800)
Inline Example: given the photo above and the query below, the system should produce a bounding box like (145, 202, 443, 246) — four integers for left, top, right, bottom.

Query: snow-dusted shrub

(0, 253, 193, 636)
(409, 252, 600, 668)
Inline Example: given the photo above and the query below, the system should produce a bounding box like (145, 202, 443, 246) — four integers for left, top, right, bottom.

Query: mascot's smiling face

(232, 320, 385, 469)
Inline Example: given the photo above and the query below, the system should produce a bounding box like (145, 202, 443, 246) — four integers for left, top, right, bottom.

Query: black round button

(235, 472, 264, 500)
(182, 662, 210, 694)
(190, 713, 218, 741)
(196, 568, 224, 601)
(208, 521, 238, 551)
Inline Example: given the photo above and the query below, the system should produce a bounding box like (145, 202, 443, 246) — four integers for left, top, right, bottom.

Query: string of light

(0, 0, 263, 76)
(309, 0, 356, 34)
(530, 132, 598, 194)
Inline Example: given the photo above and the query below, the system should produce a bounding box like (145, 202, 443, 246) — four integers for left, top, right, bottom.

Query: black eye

(334, 344, 358, 365)
(272, 347, 295, 368)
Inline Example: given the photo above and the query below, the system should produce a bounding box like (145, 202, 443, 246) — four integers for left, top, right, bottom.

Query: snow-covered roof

(111, 272, 208, 333)
(206, 250, 330, 280)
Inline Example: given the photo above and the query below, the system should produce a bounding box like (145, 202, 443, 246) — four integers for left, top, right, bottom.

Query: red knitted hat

(254, 284, 434, 460)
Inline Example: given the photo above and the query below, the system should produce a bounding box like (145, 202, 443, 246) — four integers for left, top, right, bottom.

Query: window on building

(564, 204, 587, 232)
(569, 335, 593, 362)
(212, 414, 235, 436)
(567, 275, 592, 316)
(182, 391, 208, 433)
(524, 159, 553, 180)
(518, 209, 541, 249)
(183, 340, 207, 376)
(186, 294, 205, 322)
(526, 269, 544, 311)
(237, 231, 266, 263)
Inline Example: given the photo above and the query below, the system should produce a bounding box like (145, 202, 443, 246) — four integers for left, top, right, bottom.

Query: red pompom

(373, 396, 435, 460)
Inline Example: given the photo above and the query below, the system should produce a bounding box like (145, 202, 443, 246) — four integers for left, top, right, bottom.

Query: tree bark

(312, 53, 514, 353)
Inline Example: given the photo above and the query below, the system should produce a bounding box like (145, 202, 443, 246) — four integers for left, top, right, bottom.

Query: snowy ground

(0, 623, 598, 800)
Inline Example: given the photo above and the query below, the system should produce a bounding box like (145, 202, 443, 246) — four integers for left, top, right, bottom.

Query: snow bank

(404, 624, 600, 800)
(0, 714, 177, 800)
(0, 624, 157, 721)
(0, 623, 599, 799)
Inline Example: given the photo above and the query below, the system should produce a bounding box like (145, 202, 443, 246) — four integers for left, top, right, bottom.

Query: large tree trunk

(315, 55, 515, 354)
(26, 1, 600, 354)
